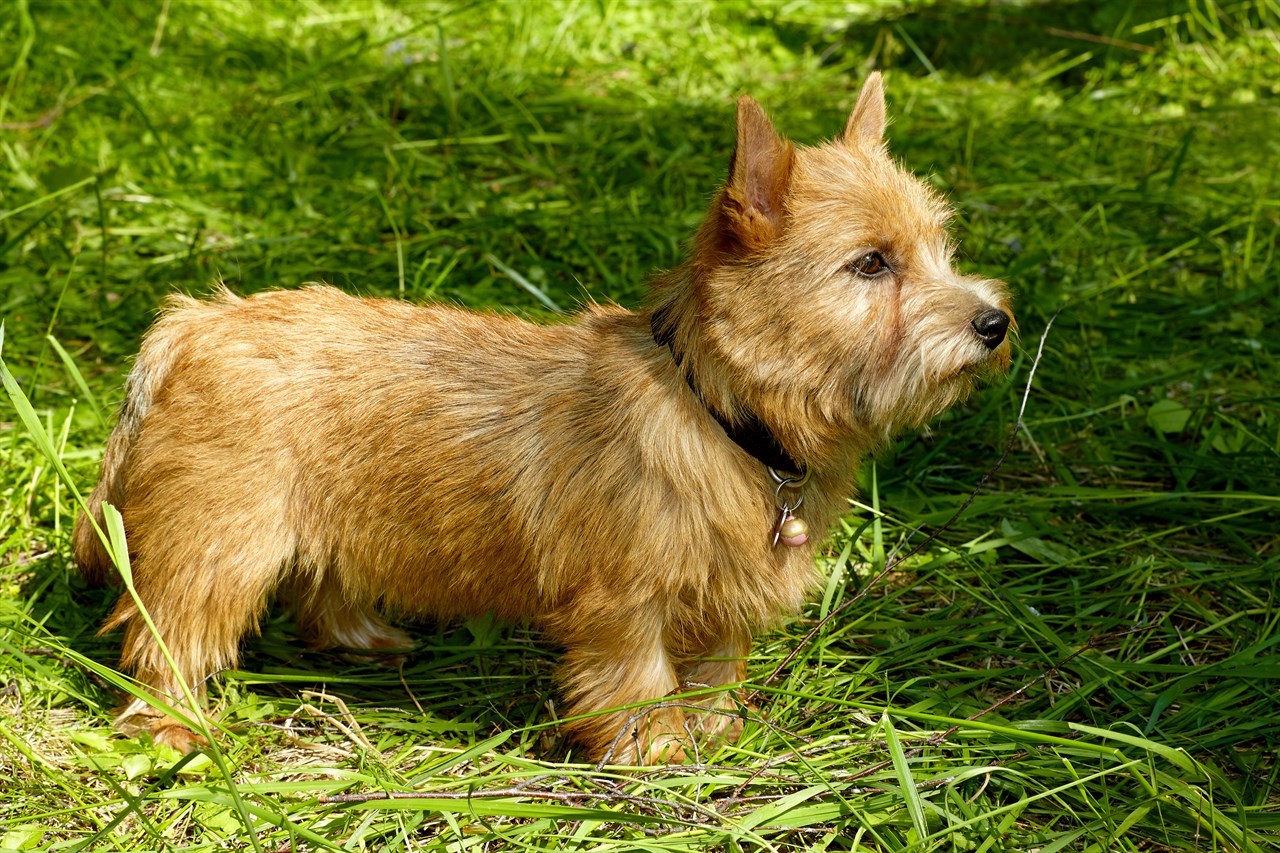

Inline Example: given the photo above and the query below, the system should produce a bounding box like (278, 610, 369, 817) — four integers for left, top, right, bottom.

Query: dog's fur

(73, 75, 1012, 763)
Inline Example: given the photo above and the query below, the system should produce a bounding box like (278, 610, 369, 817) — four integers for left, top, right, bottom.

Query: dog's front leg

(556, 616, 689, 765)
(679, 623, 752, 745)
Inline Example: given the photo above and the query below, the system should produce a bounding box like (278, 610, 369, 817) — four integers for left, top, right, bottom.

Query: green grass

(2, 0, 1278, 849)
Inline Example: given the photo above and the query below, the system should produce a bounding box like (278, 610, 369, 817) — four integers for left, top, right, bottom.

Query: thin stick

(924, 623, 1151, 748)
(320, 787, 590, 805)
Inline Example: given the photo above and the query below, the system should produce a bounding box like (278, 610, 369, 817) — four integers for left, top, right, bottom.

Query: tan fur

(73, 75, 1012, 764)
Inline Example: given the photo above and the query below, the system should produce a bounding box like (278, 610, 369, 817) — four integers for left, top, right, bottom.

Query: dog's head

(652, 74, 1013, 463)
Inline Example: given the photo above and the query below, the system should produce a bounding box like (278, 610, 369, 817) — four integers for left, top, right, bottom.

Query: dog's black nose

(972, 309, 1010, 349)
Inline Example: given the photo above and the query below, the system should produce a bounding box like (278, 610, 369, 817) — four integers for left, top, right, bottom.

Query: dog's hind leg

(105, 501, 296, 752)
(289, 573, 413, 655)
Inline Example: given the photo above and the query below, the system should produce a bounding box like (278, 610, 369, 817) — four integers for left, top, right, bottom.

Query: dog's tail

(72, 408, 134, 586)
(73, 292, 207, 586)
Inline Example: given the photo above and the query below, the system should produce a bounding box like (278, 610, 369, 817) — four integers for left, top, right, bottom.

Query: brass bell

(778, 515, 809, 547)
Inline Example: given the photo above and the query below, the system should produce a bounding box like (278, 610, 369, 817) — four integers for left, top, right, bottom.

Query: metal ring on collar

(768, 466, 812, 489)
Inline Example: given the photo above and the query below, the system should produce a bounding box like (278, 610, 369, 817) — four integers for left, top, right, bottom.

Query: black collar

(650, 309, 804, 475)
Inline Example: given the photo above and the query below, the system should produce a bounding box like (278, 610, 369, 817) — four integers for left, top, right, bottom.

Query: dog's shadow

(235, 610, 565, 758)
(35, 567, 565, 761)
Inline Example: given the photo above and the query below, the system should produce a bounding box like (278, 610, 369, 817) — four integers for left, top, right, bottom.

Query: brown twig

(0, 84, 112, 131)
(1046, 27, 1156, 54)
(319, 786, 591, 805)
(921, 623, 1153, 750)
(318, 767, 730, 830)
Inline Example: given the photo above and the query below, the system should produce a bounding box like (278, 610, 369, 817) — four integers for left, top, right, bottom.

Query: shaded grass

(2, 0, 1279, 850)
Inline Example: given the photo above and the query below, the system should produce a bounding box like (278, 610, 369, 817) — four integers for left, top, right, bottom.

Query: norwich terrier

(73, 74, 1012, 764)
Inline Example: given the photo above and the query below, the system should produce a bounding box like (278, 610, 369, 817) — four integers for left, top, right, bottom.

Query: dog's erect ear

(842, 72, 887, 146)
(723, 96, 795, 250)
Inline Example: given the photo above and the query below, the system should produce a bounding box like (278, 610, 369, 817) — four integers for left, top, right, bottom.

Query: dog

(73, 73, 1012, 763)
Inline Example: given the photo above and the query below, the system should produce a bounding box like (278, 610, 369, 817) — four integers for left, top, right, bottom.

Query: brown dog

(74, 74, 1012, 764)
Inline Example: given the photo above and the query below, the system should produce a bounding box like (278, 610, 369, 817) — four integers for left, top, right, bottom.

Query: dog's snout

(971, 308, 1010, 349)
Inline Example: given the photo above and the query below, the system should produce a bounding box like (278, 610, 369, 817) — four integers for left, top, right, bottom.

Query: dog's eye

(849, 252, 890, 278)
